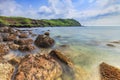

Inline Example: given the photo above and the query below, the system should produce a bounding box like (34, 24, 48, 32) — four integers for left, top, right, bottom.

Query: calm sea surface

(21, 26, 120, 80)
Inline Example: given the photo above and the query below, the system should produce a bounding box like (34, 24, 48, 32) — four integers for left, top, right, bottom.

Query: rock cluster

(0, 27, 36, 52)
(0, 27, 69, 80)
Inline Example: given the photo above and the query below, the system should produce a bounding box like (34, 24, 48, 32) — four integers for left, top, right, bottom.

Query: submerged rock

(49, 50, 90, 80)
(0, 62, 14, 80)
(100, 62, 120, 80)
(14, 54, 62, 80)
(34, 34, 55, 48)
(106, 43, 115, 47)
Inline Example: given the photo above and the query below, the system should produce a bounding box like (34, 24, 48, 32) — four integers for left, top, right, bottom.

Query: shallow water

(20, 26, 120, 80)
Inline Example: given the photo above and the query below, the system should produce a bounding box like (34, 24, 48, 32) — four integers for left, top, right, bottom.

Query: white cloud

(38, 0, 75, 19)
(38, 0, 120, 20)
(0, 0, 120, 25)
(39, 6, 52, 14)
(0, 0, 22, 16)
(83, 15, 120, 26)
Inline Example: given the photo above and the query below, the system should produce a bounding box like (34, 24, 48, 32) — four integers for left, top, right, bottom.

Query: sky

(0, 0, 120, 26)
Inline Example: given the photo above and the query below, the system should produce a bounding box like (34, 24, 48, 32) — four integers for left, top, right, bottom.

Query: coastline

(0, 16, 81, 27)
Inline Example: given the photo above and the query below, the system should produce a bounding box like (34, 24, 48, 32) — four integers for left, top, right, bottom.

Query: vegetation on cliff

(0, 16, 81, 27)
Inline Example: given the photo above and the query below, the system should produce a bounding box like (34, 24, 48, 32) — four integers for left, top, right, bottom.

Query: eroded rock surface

(14, 54, 62, 80)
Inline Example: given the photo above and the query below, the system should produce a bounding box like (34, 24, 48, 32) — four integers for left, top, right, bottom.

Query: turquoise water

(22, 26, 120, 80)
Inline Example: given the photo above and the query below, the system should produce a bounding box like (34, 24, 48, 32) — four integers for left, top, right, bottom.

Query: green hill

(0, 16, 81, 27)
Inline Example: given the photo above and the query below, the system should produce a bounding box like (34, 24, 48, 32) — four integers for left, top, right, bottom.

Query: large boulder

(34, 34, 55, 48)
(14, 54, 62, 80)
(100, 62, 120, 80)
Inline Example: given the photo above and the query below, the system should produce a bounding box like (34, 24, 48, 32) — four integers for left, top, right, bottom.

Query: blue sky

(0, 0, 120, 26)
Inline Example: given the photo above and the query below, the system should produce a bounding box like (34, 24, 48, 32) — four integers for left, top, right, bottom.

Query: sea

(19, 26, 120, 80)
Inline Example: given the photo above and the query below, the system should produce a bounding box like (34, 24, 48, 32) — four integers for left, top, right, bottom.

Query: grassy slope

(0, 16, 81, 27)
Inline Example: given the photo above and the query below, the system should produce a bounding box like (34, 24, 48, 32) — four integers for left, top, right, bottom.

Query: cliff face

(0, 16, 81, 27)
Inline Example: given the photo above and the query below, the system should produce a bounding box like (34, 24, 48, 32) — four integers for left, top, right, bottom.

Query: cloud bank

(0, 0, 120, 26)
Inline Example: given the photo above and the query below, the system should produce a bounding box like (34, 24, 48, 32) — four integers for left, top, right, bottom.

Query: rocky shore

(0, 27, 120, 80)
(0, 27, 76, 80)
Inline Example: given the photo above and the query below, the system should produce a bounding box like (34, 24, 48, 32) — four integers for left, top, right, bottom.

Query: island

(0, 16, 81, 27)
